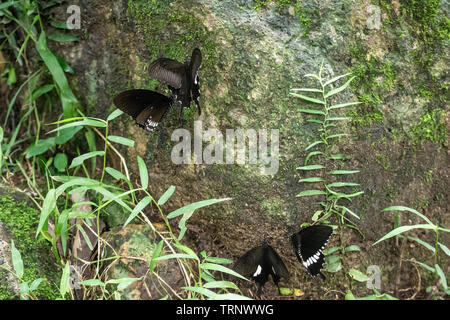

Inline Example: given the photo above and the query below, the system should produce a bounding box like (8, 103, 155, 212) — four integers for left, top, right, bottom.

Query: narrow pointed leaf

(290, 92, 325, 105)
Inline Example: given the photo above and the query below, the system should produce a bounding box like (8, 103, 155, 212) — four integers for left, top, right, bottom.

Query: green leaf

(328, 170, 359, 175)
(36, 32, 78, 118)
(155, 253, 198, 261)
(123, 196, 152, 227)
(31, 84, 55, 100)
(435, 264, 447, 290)
(345, 290, 356, 300)
(36, 189, 56, 237)
(10, 240, 24, 279)
(324, 76, 355, 98)
(107, 277, 141, 291)
(323, 73, 352, 87)
(306, 141, 325, 151)
(373, 224, 437, 245)
(201, 263, 248, 281)
(407, 259, 435, 273)
(30, 278, 45, 291)
(326, 182, 360, 188)
(55, 126, 82, 145)
(299, 177, 324, 183)
(48, 30, 79, 42)
(167, 198, 231, 219)
(305, 151, 323, 165)
(291, 88, 322, 93)
(107, 109, 124, 122)
(182, 286, 218, 299)
(328, 101, 361, 110)
(290, 92, 324, 105)
(297, 108, 325, 115)
(59, 262, 71, 298)
(306, 119, 324, 125)
(204, 256, 233, 265)
(107, 135, 135, 147)
(54, 153, 68, 172)
(149, 240, 164, 276)
(158, 185, 176, 206)
(137, 156, 148, 190)
(344, 245, 361, 252)
(348, 269, 369, 282)
(203, 281, 239, 290)
(84, 128, 97, 174)
(297, 164, 325, 171)
(26, 138, 56, 158)
(381, 206, 433, 225)
(407, 236, 435, 253)
(328, 154, 351, 160)
(105, 167, 129, 182)
(438, 242, 450, 257)
(48, 119, 106, 134)
(69, 151, 105, 169)
(296, 190, 327, 197)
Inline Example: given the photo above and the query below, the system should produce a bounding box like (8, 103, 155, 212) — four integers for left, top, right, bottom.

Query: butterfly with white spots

(232, 239, 289, 297)
(290, 225, 333, 279)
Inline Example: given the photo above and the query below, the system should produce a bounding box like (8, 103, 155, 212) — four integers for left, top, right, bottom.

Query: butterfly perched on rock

(290, 225, 333, 279)
(148, 48, 202, 119)
(232, 239, 289, 296)
(113, 89, 172, 132)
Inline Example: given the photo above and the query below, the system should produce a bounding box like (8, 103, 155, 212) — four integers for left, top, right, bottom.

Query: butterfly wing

(113, 89, 171, 132)
(189, 48, 202, 84)
(189, 48, 202, 115)
(291, 225, 332, 279)
(148, 58, 185, 89)
(266, 244, 290, 281)
(233, 246, 265, 279)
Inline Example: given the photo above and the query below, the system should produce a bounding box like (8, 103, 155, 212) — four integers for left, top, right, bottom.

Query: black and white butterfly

(290, 225, 333, 279)
(148, 48, 202, 119)
(232, 239, 289, 296)
(113, 89, 172, 132)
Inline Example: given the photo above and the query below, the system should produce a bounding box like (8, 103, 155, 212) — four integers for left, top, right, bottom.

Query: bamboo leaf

(296, 190, 327, 197)
(123, 196, 152, 227)
(10, 240, 24, 279)
(291, 88, 322, 93)
(36, 189, 56, 237)
(167, 198, 231, 219)
(290, 92, 325, 105)
(328, 101, 361, 110)
(69, 151, 104, 169)
(297, 164, 325, 171)
(107, 135, 135, 147)
(137, 156, 148, 190)
(381, 206, 433, 225)
(323, 73, 352, 87)
(373, 224, 437, 245)
(297, 108, 325, 115)
(299, 177, 324, 183)
(329, 170, 359, 175)
(158, 185, 176, 206)
(306, 141, 324, 151)
(324, 76, 355, 98)
(305, 151, 323, 165)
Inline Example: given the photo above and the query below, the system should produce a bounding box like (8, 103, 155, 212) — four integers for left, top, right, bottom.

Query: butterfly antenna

(318, 272, 326, 280)
(256, 283, 263, 297)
